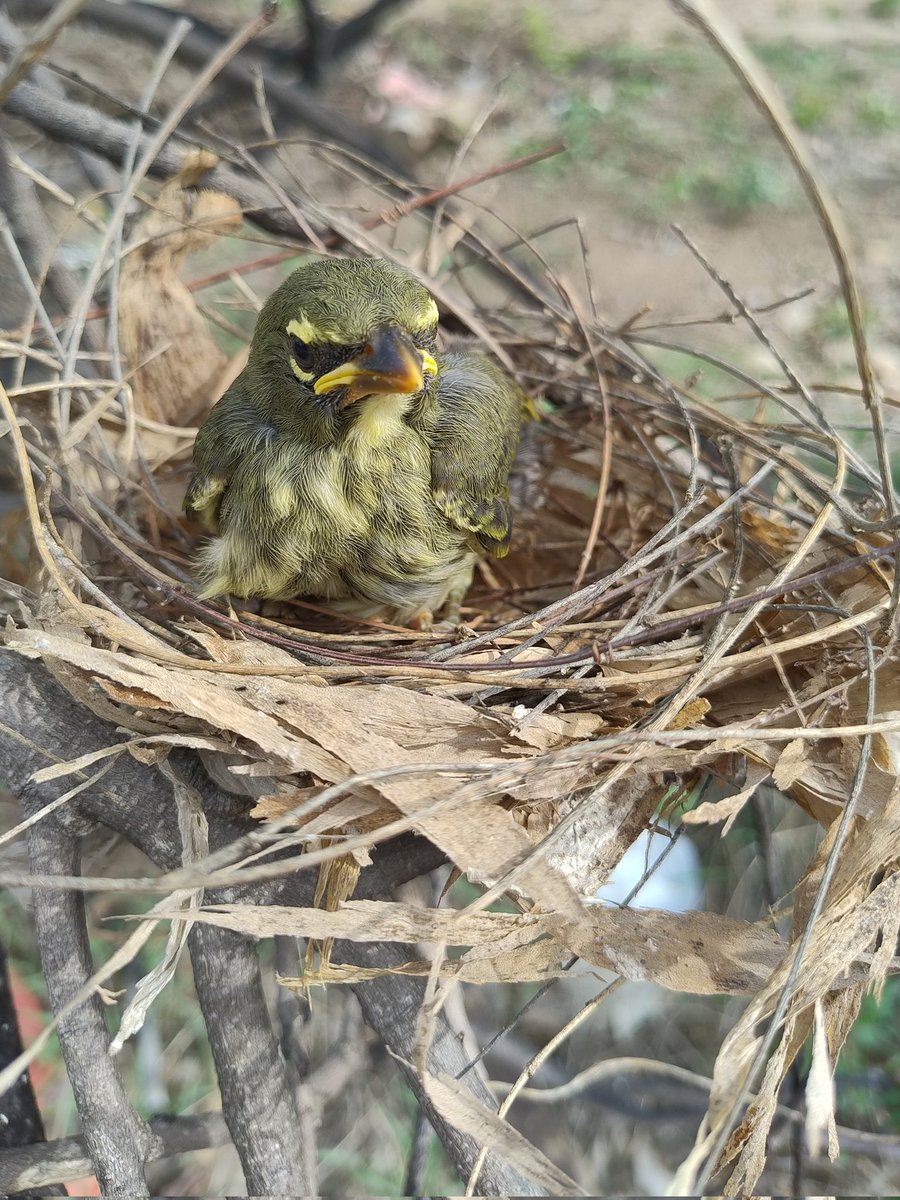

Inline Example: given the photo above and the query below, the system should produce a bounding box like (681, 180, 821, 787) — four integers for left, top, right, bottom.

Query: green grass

(519, 4, 585, 73)
(834, 977, 900, 1130)
(858, 93, 900, 132)
(661, 156, 786, 219)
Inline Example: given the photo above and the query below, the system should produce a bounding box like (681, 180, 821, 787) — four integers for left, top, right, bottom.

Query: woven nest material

(3, 129, 899, 1192)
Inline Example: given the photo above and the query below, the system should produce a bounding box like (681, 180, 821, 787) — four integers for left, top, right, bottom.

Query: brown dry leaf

(248, 787, 331, 822)
(4, 628, 341, 776)
(682, 761, 770, 833)
(772, 736, 809, 791)
(29, 732, 233, 784)
(872, 725, 898, 773)
(4, 626, 586, 919)
(292, 940, 569, 987)
(666, 696, 711, 730)
(185, 649, 589, 919)
(543, 772, 664, 895)
(741, 509, 796, 553)
(804, 999, 838, 1160)
(119, 152, 243, 427)
(249, 791, 382, 836)
(508, 710, 606, 752)
(705, 849, 900, 1189)
(0, 503, 30, 586)
(424, 1072, 583, 1195)
(572, 905, 786, 996)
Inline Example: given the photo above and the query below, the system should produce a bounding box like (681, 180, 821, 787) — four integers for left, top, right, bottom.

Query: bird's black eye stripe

(291, 336, 313, 372)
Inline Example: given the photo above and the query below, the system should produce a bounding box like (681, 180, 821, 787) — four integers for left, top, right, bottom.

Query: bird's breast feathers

(196, 394, 472, 615)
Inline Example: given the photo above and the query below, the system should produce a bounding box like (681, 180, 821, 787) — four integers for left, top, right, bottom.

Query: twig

(59, 5, 274, 435)
(0, 0, 89, 106)
(669, 0, 897, 599)
(466, 978, 622, 1194)
(686, 605, 879, 1190)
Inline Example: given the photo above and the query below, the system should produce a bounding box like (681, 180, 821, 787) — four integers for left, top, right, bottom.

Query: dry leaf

(772, 737, 809, 791)
(804, 999, 838, 1160)
(424, 1072, 583, 1195)
(119, 153, 243, 427)
(682, 761, 770, 833)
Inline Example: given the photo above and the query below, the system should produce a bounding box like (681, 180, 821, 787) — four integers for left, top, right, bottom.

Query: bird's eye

(291, 337, 313, 372)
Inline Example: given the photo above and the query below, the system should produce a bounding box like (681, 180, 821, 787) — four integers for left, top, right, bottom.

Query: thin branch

(2, 0, 403, 169)
(340, 939, 543, 1196)
(669, 0, 898, 594)
(0, 0, 89, 106)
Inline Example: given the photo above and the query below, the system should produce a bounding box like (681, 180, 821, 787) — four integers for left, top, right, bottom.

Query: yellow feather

(346, 393, 413, 448)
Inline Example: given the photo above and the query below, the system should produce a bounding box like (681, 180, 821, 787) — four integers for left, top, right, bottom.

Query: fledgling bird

(185, 256, 526, 625)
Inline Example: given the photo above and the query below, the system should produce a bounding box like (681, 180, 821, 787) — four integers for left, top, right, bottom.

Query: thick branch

(0, 1112, 229, 1193)
(2, 0, 402, 170)
(24, 810, 155, 1196)
(189, 922, 311, 1193)
(3, 78, 319, 244)
(341, 938, 543, 1196)
(0, 653, 521, 1194)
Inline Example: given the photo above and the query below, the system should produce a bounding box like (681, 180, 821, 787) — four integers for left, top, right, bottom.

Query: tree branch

(24, 807, 156, 1195)
(0, 653, 530, 1194)
(188, 922, 312, 1192)
(3, 77, 321, 244)
(340, 938, 543, 1196)
(2, 0, 403, 170)
(0, 1112, 229, 1194)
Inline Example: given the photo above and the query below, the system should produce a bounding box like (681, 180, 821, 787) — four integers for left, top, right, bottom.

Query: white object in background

(596, 826, 703, 913)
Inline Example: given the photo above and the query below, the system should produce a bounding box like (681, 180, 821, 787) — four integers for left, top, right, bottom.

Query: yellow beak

(314, 324, 438, 408)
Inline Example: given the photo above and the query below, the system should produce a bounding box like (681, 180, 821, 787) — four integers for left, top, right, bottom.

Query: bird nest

(3, 42, 899, 1199)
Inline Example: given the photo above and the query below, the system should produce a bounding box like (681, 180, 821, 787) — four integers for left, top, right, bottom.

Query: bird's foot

(408, 608, 435, 632)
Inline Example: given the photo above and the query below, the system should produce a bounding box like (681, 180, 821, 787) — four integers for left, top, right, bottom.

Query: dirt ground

(354, 0, 900, 395)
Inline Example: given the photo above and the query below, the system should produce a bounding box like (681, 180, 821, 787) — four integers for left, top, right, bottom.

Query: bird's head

(251, 257, 439, 414)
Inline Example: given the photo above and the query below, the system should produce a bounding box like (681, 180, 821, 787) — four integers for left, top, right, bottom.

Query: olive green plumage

(185, 256, 526, 624)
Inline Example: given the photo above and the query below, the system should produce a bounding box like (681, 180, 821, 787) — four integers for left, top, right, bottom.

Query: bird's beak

(314, 324, 438, 408)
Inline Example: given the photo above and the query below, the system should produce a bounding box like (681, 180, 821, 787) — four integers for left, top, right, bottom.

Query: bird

(184, 256, 526, 626)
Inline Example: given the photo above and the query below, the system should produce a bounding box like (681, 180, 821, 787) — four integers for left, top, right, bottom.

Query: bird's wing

(428, 351, 524, 558)
(184, 386, 259, 532)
